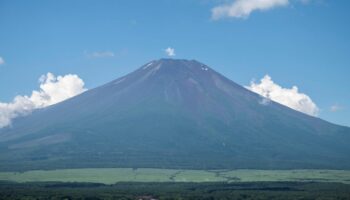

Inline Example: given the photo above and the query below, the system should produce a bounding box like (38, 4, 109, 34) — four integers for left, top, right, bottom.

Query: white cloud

(0, 57, 5, 65)
(211, 0, 289, 20)
(0, 73, 87, 128)
(87, 51, 115, 58)
(165, 47, 176, 57)
(246, 75, 319, 116)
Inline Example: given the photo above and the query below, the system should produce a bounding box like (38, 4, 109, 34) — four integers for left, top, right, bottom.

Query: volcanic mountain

(0, 59, 350, 171)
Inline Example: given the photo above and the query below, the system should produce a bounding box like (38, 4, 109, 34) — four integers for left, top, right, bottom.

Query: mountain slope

(0, 59, 349, 171)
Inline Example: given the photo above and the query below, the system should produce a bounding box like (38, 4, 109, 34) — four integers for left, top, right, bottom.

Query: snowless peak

(144, 58, 212, 71)
(136, 59, 214, 82)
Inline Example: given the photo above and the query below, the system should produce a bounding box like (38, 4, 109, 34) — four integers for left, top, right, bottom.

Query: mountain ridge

(0, 58, 349, 171)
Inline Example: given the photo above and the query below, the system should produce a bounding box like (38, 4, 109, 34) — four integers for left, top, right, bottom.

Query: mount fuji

(0, 59, 349, 171)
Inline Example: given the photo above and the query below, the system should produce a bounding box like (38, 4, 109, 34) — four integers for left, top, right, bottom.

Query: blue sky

(0, 0, 349, 126)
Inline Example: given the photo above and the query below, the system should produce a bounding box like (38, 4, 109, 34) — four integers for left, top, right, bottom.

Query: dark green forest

(1, 181, 350, 200)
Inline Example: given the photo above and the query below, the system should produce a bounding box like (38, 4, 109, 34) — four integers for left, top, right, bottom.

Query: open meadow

(0, 168, 350, 184)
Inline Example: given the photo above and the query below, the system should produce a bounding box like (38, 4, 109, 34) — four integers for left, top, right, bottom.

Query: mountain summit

(0, 59, 350, 171)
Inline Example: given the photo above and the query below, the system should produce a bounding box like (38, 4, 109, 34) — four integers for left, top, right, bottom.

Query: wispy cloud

(85, 51, 115, 58)
(165, 47, 176, 57)
(0, 56, 5, 65)
(0, 73, 87, 128)
(330, 104, 343, 112)
(211, 0, 289, 20)
(246, 75, 319, 116)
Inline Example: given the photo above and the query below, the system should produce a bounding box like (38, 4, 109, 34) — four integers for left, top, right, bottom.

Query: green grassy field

(1, 168, 350, 184)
